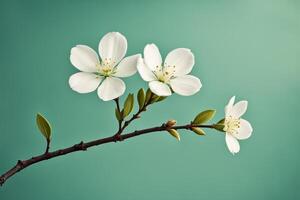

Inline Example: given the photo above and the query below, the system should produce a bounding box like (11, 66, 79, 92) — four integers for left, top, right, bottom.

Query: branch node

(75, 141, 87, 151)
(17, 160, 26, 171)
(17, 160, 25, 167)
(114, 134, 123, 142)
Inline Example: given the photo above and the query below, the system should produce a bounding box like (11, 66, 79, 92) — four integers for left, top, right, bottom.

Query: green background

(1, 0, 299, 199)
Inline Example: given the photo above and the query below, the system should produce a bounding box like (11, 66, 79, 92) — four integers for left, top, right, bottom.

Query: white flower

(69, 32, 141, 101)
(224, 96, 253, 154)
(137, 44, 202, 96)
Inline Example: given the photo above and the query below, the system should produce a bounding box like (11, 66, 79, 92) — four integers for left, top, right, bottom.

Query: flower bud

(166, 120, 177, 127)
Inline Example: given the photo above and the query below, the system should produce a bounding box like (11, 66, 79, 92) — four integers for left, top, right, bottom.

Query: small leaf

(156, 96, 167, 102)
(115, 108, 122, 121)
(191, 127, 205, 135)
(213, 124, 225, 132)
(145, 89, 152, 104)
(36, 113, 51, 141)
(137, 88, 145, 110)
(192, 110, 216, 125)
(149, 94, 160, 104)
(213, 118, 225, 132)
(217, 118, 225, 125)
(167, 129, 180, 141)
(123, 94, 134, 117)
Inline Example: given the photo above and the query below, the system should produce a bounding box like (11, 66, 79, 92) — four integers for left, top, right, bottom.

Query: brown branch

(0, 123, 214, 186)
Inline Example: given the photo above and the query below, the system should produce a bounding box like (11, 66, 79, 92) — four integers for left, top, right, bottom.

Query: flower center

(96, 58, 116, 77)
(154, 64, 175, 83)
(224, 116, 240, 134)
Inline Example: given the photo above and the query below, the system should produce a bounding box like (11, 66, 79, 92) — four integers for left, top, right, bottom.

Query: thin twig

(44, 139, 50, 154)
(0, 123, 215, 186)
(118, 92, 154, 135)
(114, 98, 122, 132)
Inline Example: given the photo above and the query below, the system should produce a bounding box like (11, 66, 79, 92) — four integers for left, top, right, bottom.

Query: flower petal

(113, 54, 141, 77)
(225, 96, 236, 116)
(97, 77, 125, 101)
(98, 32, 127, 65)
(170, 75, 202, 96)
(225, 133, 240, 154)
(69, 72, 102, 93)
(149, 81, 172, 96)
(70, 45, 99, 72)
(137, 58, 156, 81)
(144, 44, 162, 70)
(164, 48, 194, 76)
(234, 119, 253, 140)
(230, 100, 248, 118)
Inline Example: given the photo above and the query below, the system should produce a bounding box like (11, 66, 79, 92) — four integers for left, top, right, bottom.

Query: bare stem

(114, 98, 122, 132)
(0, 123, 215, 186)
(45, 139, 50, 154)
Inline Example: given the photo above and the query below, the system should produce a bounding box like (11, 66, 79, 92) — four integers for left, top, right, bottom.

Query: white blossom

(224, 96, 253, 154)
(137, 44, 202, 96)
(69, 32, 140, 101)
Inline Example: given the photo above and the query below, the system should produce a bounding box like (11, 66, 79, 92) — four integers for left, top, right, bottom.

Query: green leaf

(36, 113, 51, 141)
(145, 89, 152, 104)
(115, 108, 122, 121)
(192, 110, 216, 125)
(213, 118, 225, 132)
(191, 127, 205, 135)
(156, 96, 167, 102)
(123, 93, 134, 117)
(137, 88, 145, 110)
(149, 94, 160, 104)
(167, 129, 180, 141)
(213, 124, 225, 132)
(217, 118, 225, 125)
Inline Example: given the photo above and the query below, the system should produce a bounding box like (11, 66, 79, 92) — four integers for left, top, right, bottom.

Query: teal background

(0, 0, 299, 199)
